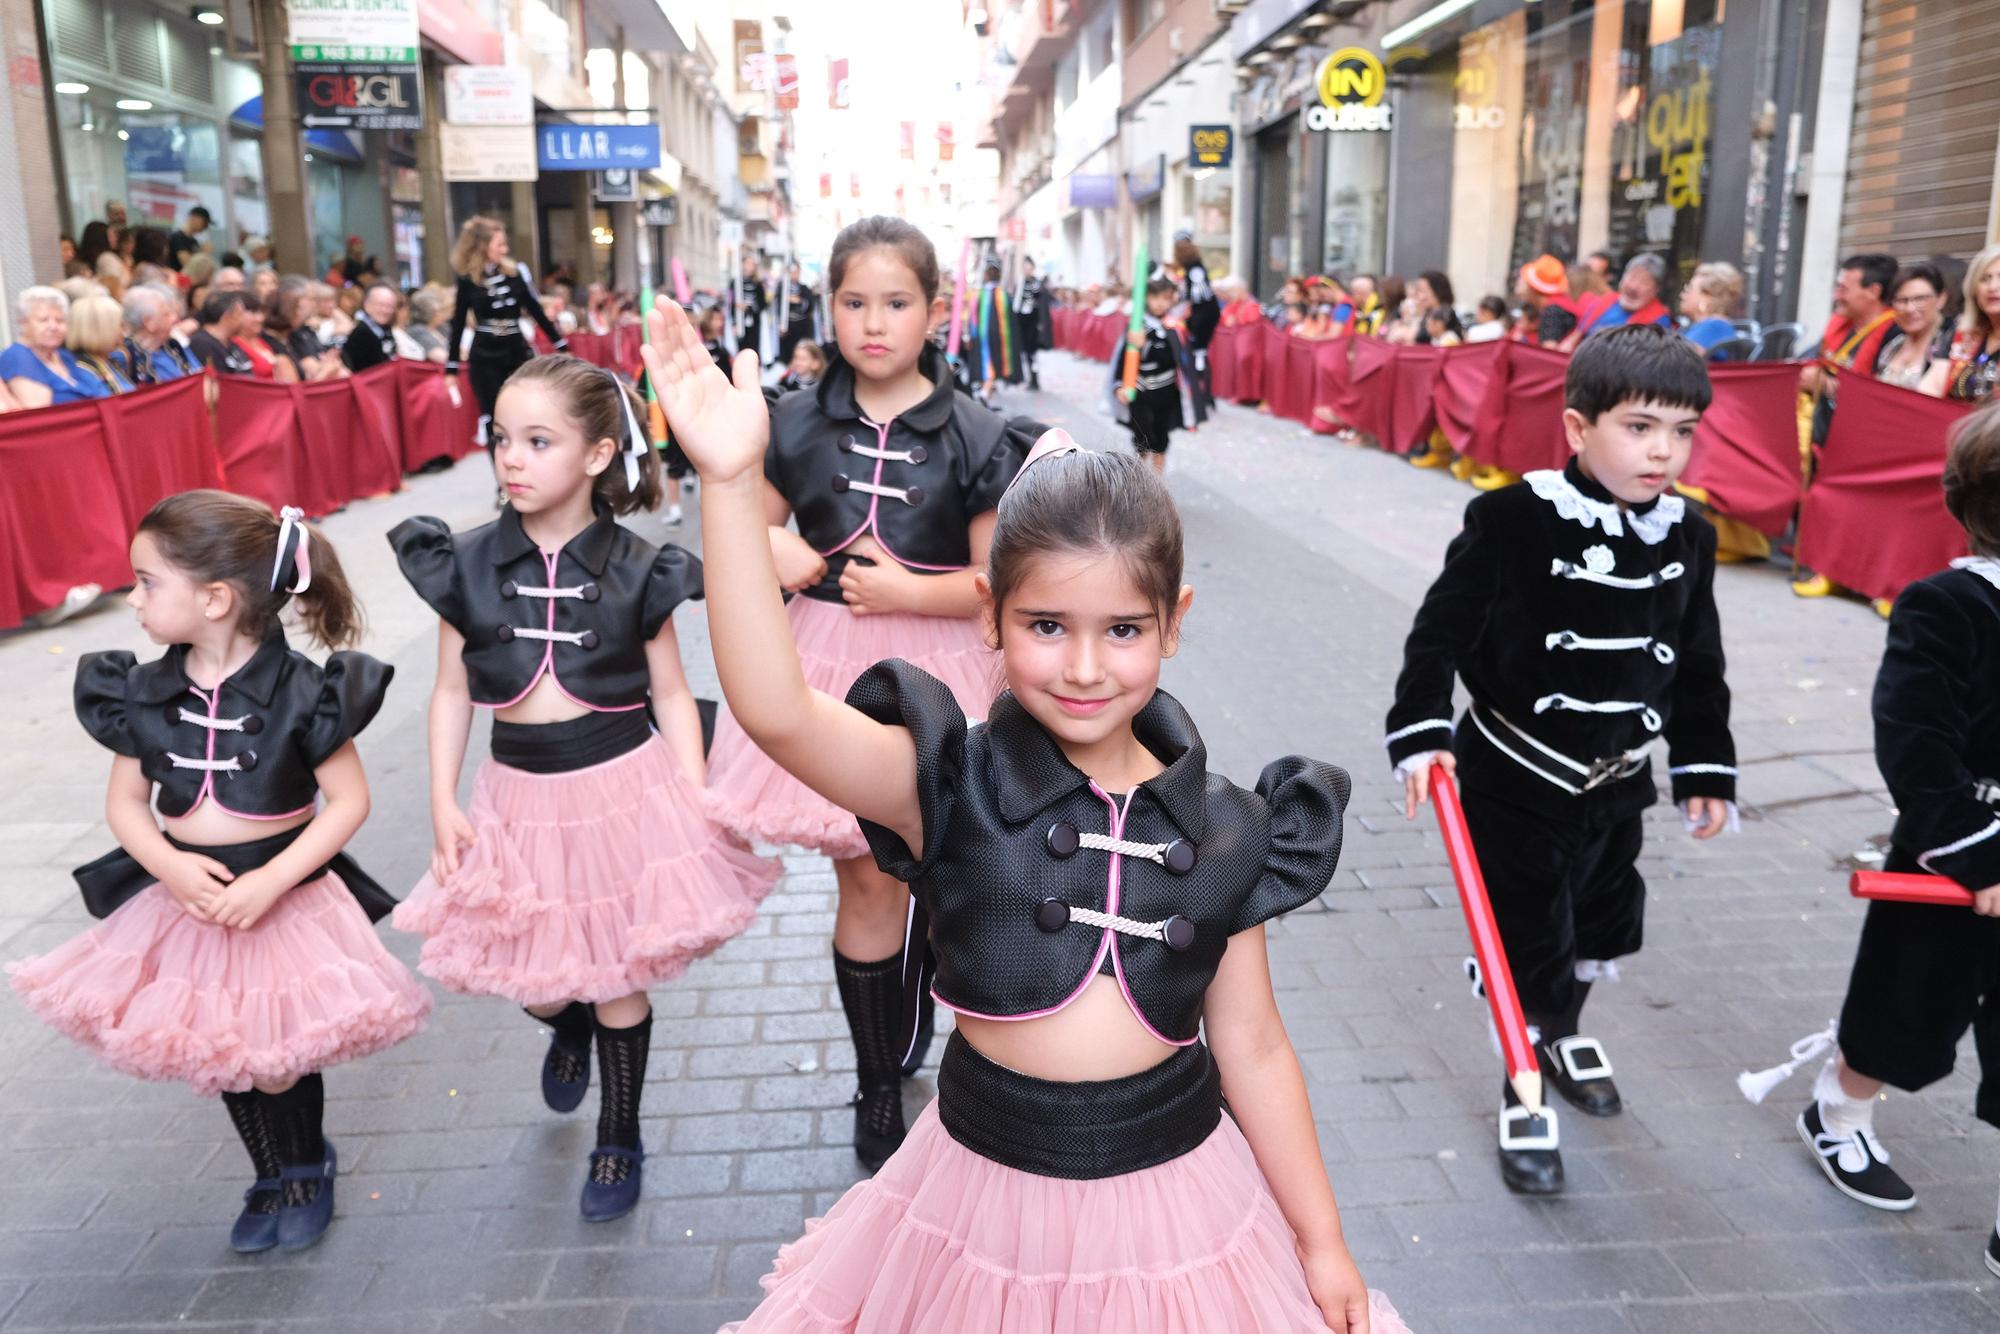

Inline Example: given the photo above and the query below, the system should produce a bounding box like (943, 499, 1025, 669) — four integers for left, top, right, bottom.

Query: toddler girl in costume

(389, 356, 779, 1221)
(700, 217, 1039, 1169)
(9, 492, 431, 1254)
(649, 296, 1412, 1330)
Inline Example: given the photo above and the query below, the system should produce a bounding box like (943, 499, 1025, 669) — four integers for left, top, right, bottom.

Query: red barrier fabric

(294, 380, 360, 516)
(1267, 335, 1318, 426)
(1308, 339, 1350, 434)
(1680, 363, 1807, 537)
(1433, 341, 1506, 455)
(0, 398, 134, 624)
(1342, 337, 1398, 445)
(214, 377, 306, 512)
(95, 377, 220, 531)
(1229, 322, 1266, 404)
(1209, 324, 1242, 401)
(1473, 343, 1572, 475)
(1388, 345, 1442, 452)
(1797, 375, 1973, 601)
(396, 360, 481, 465)
(347, 365, 408, 496)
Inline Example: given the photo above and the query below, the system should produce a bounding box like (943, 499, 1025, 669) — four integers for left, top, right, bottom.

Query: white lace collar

(1525, 469, 1685, 546)
(1951, 555, 2000, 591)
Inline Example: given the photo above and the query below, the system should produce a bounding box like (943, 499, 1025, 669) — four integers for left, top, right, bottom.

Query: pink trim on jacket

(169, 684, 315, 822)
(472, 550, 645, 713)
(815, 416, 970, 574)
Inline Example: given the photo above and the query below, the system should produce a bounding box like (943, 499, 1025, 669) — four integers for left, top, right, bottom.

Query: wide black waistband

(72, 826, 397, 923)
(491, 708, 650, 773)
(936, 1031, 1223, 1179)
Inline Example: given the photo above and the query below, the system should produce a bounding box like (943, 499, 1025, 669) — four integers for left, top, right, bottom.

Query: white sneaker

(40, 583, 100, 625)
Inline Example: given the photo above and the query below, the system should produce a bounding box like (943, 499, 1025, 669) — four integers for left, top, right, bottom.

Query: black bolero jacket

(765, 343, 1034, 603)
(389, 504, 702, 710)
(1384, 460, 1736, 819)
(847, 660, 1350, 1045)
(74, 626, 391, 819)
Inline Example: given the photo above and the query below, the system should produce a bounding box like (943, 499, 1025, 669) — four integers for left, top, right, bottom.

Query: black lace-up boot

(580, 1012, 650, 1221)
(834, 948, 907, 1171)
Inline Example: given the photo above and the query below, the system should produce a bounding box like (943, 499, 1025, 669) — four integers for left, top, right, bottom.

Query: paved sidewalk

(0, 350, 1992, 1332)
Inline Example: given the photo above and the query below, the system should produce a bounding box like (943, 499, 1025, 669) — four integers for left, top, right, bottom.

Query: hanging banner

(937, 121, 955, 161)
(442, 64, 532, 125)
(440, 123, 537, 181)
(819, 170, 832, 199)
(900, 121, 915, 159)
(773, 53, 799, 110)
(1189, 124, 1233, 168)
(536, 122, 662, 171)
(849, 172, 861, 198)
(734, 20, 762, 93)
(287, 0, 419, 62)
(828, 58, 849, 109)
(295, 62, 423, 130)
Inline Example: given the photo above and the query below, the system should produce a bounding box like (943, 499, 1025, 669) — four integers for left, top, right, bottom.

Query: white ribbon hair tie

(270, 505, 312, 595)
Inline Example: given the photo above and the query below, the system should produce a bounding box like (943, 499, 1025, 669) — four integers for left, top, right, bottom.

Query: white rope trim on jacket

(1917, 819, 2000, 873)
(1550, 558, 1686, 589)
(1384, 718, 1453, 748)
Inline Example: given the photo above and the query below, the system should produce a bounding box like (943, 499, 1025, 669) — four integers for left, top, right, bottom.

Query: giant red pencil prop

(1850, 870, 1975, 906)
(1432, 764, 1544, 1114)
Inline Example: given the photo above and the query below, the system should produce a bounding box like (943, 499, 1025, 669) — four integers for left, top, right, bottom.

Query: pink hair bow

(1003, 428, 1087, 498)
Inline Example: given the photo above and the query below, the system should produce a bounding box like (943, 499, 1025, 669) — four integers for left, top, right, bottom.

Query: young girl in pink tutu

(648, 301, 1414, 1331)
(705, 215, 1040, 1169)
(9, 491, 432, 1255)
(389, 355, 779, 1221)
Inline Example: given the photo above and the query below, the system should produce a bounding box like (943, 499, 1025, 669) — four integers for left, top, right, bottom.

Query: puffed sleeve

(74, 651, 142, 757)
(640, 544, 705, 639)
(1229, 756, 1351, 935)
(386, 515, 465, 630)
(844, 659, 969, 882)
(300, 652, 395, 769)
(961, 413, 1046, 516)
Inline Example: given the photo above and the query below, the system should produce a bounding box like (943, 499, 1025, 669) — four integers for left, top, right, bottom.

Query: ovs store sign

(1307, 47, 1391, 133)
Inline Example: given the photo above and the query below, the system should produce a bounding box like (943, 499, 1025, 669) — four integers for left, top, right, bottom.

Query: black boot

(834, 948, 906, 1171)
(581, 1012, 649, 1222)
(267, 1074, 336, 1251)
(221, 1090, 283, 1254)
(529, 1002, 594, 1114)
(1498, 1077, 1564, 1195)
(1535, 987, 1622, 1117)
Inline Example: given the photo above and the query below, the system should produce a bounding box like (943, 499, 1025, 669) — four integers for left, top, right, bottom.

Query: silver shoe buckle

(1500, 1102, 1560, 1152)
(1553, 1035, 1613, 1083)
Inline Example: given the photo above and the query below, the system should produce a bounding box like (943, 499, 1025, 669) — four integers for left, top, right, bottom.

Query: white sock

(1813, 1059, 1874, 1139)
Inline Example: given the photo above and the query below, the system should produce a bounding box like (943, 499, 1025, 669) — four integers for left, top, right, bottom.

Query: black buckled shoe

(228, 1178, 282, 1254)
(1797, 1101, 1915, 1211)
(1541, 1034, 1622, 1117)
(579, 1142, 644, 1223)
(541, 1034, 592, 1114)
(853, 1083, 907, 1173)
(1499, 1085, 1564, 1195)
(276, 1140, 337, 1252)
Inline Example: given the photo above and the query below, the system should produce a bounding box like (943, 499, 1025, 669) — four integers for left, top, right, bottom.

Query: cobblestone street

(1, 348, 1992, 1332)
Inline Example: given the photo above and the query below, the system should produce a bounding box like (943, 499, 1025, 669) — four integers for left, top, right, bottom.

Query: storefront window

(57, 94, 227, 237)
(1445, 1, 1722, 299)
(228, 135, 268, 241)
(1322, 128, 1387, 279)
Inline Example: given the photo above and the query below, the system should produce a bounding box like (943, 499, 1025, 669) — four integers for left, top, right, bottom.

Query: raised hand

(642, 297, 769, 485)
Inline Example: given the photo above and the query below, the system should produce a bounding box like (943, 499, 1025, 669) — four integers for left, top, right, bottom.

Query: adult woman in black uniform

(445, 216, 568, 449)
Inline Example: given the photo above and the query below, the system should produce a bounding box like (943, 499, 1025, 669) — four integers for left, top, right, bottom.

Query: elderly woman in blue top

(110, 283, 197, 386)
(1, 285, 110, 407)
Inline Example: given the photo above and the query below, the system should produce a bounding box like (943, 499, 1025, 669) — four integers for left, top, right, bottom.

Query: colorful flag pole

(1119, 243, 1149, 402)
(946, 238, 972, 360)
(670, 258, 692, 305)
(1432, 763, 1544, 1114)
(1850, 870, 1976, 906)
(639, 283, 666, 446)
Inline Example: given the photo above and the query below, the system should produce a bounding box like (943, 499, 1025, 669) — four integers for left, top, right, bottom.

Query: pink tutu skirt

(706, 595, 1000, 859)
(7, 874, 432, 1097)
(723, 1103, 1416, 1333)
(393, 733, 781, 1005)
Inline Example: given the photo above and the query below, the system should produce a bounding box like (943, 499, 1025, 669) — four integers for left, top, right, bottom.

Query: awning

(229, 97, 365, 163)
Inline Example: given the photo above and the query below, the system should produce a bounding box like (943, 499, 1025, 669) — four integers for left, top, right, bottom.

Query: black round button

(162, 704, 183, 726)
(1034, 898, 1070, 932)
(907, 444, 928, 464)
(1162, 839, 1196, 875)
(499, 579, 518, 599)
(578, 582, 601, 603)
(235, 749, 259, 773)
(495, 623, 515, 642)
(240, 714, 265, 736)
(1161, 914, 1196, 951)
(903, 486, 926, 507)
(1045, 822, 1079, 858)
(838, 434, 856, 452)
(578, 630, 600, 650)
(831, 474, 851, 493)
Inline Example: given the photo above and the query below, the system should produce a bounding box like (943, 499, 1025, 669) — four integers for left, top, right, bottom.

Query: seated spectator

(212, 266, 246, 294)
(1423, 307, 1463, 347)
(1516, 254, 1580, 344)
(249, 266, 278, 308)
(77, 221, 115, 274)
(1679, 261, 1745, 356)
(129, 227, 172, 275)
(1465, 295, 1509, 343)
(243, 235, 274, 275)
(269, 280, 336, 380)
(1876, 262, 1948, 390)
(403, 288, 451, 363)
(58, 234, 78, 274)
(1279, 301, 1308, 332)
(327, 235, 375, 287)
(185, 291, 255, 373)
(59, 276, 106, 308)
(65, 293, 133, 394)
(1, 286, 108, 406)
(234, 299, 299, 382)
(1372, 275, 1407, 340)
(111, 283, 197, 384)
(1802, 252, 1897, 402)
(1570, 253, 1675, 344)
(1218, 276, 1262, 327)
(1408, 270, 1457, 345)
(311, 280, 352, 350)
(94, 251, 130, 301)
(340, 282, 400, 373)
(1923, 243, 2000, 403)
